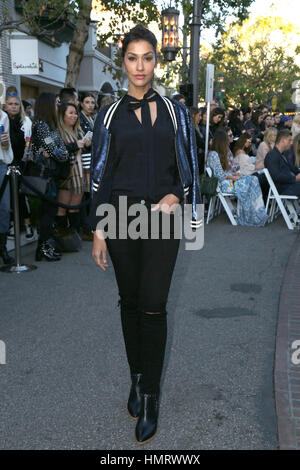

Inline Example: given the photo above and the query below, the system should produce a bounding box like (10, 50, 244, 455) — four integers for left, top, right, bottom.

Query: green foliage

(199, 16, 300, 111)
(158, 0, 255, 92)
(0, 0, 81, 38)
(178, 0, 254, 36)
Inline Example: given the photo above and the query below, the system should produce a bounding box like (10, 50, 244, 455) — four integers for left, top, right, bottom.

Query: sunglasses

(6, 92, 18, 97)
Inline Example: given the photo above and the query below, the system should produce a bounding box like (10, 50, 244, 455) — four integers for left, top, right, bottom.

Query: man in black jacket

(264, 129, 300, 195)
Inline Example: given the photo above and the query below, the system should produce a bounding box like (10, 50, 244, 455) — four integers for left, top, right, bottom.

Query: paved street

(0, 214, 298, 450)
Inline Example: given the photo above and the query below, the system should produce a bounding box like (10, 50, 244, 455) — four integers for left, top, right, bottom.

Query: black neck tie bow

(127, 88, 157, 112)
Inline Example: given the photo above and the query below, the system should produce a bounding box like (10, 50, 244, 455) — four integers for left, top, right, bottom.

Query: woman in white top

(0, 107, 14, 264)
(255, 127, 277, 171)
(5, 93, 33, 239)
(234, 133, 255, 176)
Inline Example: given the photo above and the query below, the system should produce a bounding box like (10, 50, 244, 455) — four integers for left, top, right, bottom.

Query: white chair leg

(206, 196, 215, 224)
(218, 194, 237, 225)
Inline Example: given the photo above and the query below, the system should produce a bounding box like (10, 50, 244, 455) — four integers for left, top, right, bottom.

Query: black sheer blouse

(108, 89, 183, 203)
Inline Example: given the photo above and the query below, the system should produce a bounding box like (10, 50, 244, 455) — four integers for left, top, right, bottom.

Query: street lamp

(216, 73, 225, 106)
(218, 73, 224, 84)
(161, 7, 180, 62)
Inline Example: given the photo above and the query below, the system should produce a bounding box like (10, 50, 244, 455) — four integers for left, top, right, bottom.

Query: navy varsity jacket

(89, 92, 202, 231)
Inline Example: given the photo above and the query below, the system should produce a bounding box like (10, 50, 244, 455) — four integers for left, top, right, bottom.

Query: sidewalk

(0, 214, 298, 449)
(275, 233, 300, 449)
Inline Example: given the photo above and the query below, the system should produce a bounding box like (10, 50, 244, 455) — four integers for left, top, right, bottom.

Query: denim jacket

(90, 93, 202, 230)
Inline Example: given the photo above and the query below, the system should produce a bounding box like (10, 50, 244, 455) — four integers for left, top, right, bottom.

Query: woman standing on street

(56, 102, 91, 234)
(90, 24, 201, 445)
(5, 93, 34, 239)
(79, 92, 96, 239)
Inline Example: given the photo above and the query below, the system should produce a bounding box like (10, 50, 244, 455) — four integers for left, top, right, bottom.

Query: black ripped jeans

(105, 194, 181, 394)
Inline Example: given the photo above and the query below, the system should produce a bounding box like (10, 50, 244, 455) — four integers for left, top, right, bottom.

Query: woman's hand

(92, 229, 109, 271)
(1, 132, 9, 148)
(77, 139, 85, 149)
(84, 137, 92, 147)
(151, 193, 180, 214)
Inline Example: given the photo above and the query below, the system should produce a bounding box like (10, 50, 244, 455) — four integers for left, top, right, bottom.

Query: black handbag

(19, 157, 50, 197)
(19, 175, 50, 197)
(199, 171, 218, 196)
(53, 227, 82, 253)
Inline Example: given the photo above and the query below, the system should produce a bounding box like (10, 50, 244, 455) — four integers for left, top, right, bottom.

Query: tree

(199, 16, 300, 111)
(157, 0, 255, 91)
(65, 0, 93, 87)
(0, 0, 79, 38)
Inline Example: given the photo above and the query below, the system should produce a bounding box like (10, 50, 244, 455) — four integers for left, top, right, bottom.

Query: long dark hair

(34, 92, 57, 130)
(211, 129, 229, 171)
(79, 92, 95, 112)
(252, 110, 264, 128)
(210, 107, 225, 127)
(233, 132, 252, 156)
(228, 108, 243, 137)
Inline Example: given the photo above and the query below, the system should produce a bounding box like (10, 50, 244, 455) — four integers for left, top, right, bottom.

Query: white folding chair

(264, 168, 299, 230)
(205, 167, 237, 225)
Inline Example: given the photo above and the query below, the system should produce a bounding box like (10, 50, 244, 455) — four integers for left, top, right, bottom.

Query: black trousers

(105, 195, 180, 394)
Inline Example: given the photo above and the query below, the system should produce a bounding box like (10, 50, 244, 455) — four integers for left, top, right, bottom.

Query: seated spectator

(233, 133, 254, 175)
(244, 110, 264, 150)
(228, 108, 245, 138)
(279, 115, 292, 131)
(224, 126, 240, 172)
(207, 130, 268, 226)
(190, 106, 205, 174)
(255, 127, 278, 170)
(258, 104, 269, 132)
(199, 107, 207, 136)
(284, 134, 300, 168)
(234, 132, 269, 201)
(264, 130, 300, 196)
(242, 106, 252, 124)
(263, 114, 273, 130)
(209, 107, 225, 138)
(292, 113, 300, 140)
(273, 113, 281, 129)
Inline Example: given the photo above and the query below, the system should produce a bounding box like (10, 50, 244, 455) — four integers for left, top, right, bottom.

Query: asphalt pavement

(0, 213, 298, 450)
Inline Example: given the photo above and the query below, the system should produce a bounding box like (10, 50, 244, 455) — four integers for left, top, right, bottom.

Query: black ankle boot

(135, 393, 159, 444)
(35, 239, 61, 261)
(128, 373, 142, 420)
(68, 212, 81, 232)
(0, 233, 14, 265)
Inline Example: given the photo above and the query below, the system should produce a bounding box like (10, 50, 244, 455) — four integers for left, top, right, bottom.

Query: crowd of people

(177, 95, 300, 226)
(0, 84, 300, 265)
(0, 85, 116, 264)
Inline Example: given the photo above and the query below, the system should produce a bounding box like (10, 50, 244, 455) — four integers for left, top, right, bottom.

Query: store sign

(10, 38, 39, 75)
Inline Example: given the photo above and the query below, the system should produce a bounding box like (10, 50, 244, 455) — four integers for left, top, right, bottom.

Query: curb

(275, 234, 300, 449)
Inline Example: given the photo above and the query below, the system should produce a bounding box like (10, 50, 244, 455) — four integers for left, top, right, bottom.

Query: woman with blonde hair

(5, 92, 33, 239)
(255, 127, 277, 171)
(56, 102, 92, 233)
(284, 133, 300, 168)
(292, 114, 300, 140)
